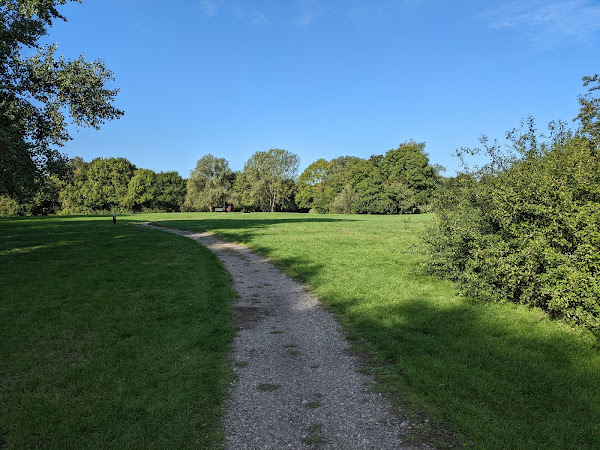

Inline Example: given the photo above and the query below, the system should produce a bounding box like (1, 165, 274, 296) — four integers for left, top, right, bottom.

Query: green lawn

(0, 216, 235, 448)
(146, 212, 600, 449)
(3, 212, 599, 449)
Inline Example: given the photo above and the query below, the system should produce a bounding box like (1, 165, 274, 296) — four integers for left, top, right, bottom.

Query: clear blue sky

(44, 0, 600, 177)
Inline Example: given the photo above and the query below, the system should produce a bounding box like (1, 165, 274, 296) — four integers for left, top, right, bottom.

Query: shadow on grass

(0, 216, 139, 253)
(0, 215, 236, 448)
(142, 215, 352, 240)
(133, 213, 600, 448)
(335, 295, 600, 449)
(15, 214, 594, 449)
(141, 218, 329, 289)
(144, 216, 354, 270)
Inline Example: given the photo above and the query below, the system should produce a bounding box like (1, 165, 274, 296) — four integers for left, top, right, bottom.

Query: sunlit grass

(4, 211, 598, 448)
(0, 216, 235, 448)
(147, 211, 600, 449)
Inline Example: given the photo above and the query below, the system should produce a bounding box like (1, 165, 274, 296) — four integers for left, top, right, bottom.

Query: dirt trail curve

(140, 223, 425, 449)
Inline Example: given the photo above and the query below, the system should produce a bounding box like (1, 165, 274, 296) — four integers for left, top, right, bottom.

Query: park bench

(214, 207, 225, 212)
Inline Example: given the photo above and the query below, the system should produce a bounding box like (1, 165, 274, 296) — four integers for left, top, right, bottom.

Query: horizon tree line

(0, 142, 444, 216)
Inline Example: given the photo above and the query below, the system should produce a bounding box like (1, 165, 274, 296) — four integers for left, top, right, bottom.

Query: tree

(24, 174, 65, 215)
(59, 156, 89, 213)
(231, 170, 254, 212)
(242, 149, 299, 212)
(332, 185, 358, 214)
(296, 158, 330, 211)
(0, 0, 123, 202)
(302, 155, 362, 213)
(155, 171, 186, 212)
(185, 154, 233, 211)
(382, 141, 439, 210)
(124, 169, 157, 211)
(59, 159, 185, 214)
(295, 153, 427, 214)
(0, 194, 18, 216)
(73, 157, 135, 212)
(575, 74, 600, 143)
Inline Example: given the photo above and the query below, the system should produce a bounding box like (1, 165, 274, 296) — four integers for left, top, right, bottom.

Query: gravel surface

(141, 223, 425, 449)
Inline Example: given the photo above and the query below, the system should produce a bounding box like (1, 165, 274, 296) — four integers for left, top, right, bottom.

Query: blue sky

(44, 0, 600, 177)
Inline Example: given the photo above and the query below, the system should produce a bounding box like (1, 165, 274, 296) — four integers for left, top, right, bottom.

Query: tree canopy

(240, 149, 300, 212)
(52, 156, 186, 215)
(0, 0, 123, 201)
(124, 169, 158, 211)
(296, 158, 330, 212)
(154, 171, 186, 212)
(185, 154, 233, 212)
(296, 144, 440, 214)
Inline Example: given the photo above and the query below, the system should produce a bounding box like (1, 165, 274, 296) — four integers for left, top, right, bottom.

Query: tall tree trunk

(270, 186, 276, 212)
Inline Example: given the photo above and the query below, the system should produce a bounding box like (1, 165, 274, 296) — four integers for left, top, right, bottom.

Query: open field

(0, 216, 235, 448)
(2, 212, 600, 449)
(147, 212, 600, 449)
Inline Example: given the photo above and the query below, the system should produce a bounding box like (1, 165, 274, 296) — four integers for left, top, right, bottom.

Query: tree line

(296, 141, 442, 214)
(0, 0, 443, 217)
(0, 144, 444, 216)
(1, 0, 444, 216)
(0, 156, 187, 215)
(185, 143, 442, 214)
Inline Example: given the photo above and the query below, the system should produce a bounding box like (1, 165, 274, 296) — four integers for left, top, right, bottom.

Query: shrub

(0, 195, 18, 216)
(332, 185, 359, 214)
(427, 79, 600, 333)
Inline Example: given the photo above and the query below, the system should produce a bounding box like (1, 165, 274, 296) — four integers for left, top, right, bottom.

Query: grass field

(0, 216, 235, 448)
(3, 212, 600, 449)
(146, 212, 600, 449)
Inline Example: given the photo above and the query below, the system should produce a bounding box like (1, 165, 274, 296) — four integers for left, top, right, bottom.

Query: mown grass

(147, 212, 600, 449)
(0, 216, 235, 448)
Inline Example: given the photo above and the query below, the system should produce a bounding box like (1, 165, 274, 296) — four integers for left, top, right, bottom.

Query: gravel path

(141, 223, 424, 449)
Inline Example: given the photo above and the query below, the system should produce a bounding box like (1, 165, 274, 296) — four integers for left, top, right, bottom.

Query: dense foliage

(184, 154, 234, 212)
(427, 77, 600, 333)
(0, 0, 123, 203)
(296, 142, 441, 214)
(25, 156, 186, 214)
(235, 148, 300, 212)
(1, 143, 443, 215)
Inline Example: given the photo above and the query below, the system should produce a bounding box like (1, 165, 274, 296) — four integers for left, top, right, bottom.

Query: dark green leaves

(427, 78, 600, 334)
(296, 142, 440, 214)
(0, 0, 122, 201)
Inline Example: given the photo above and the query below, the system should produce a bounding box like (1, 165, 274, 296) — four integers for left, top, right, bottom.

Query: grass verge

(0, 216, 235, 448)
(147, 212, 600, 449)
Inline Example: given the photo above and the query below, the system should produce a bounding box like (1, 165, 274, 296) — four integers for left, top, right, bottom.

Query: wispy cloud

(232, 6, 269, 26)
(197, 0, 218, 17)
(196, 0, 268, 26)
(483, 0, 600, 41)
(291, 0, 326, 30)
(345, 1, 431, 31)
(196, 0, 329, 30)
(249, 12, 269, 26)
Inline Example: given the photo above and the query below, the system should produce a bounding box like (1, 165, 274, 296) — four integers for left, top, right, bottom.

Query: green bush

(427, 79, 600, 333)
(0, 195, 18, 216)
